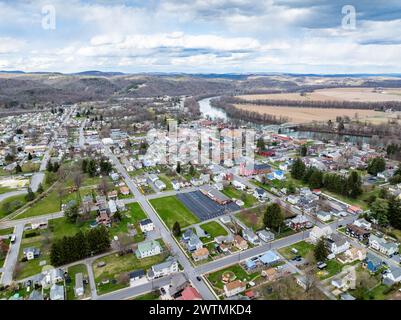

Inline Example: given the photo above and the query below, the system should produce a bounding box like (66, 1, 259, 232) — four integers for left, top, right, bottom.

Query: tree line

(50, 226, 110, 266)
(228, 96, 401, 111)
(290, 158, 362, 198)
(210, 97, 289, 124)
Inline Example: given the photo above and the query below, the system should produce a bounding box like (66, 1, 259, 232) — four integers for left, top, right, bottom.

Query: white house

(233, 180, 246, 190)
(382, 265, 401, 285)
(135, 240, 162, 259)
(147, 258, 178, 279)
(108, 200, 117, 215)
(287, 195, 300, 205)
(317, 211, 332, 222)
(139, 218, 155, 232)
(325, 234, 350, 255)
(309, 226, 332, 244)
(353, 218, 372, 230)
(253, 188, 268, 200)
(242, 228, 260, 245)
(154, 179, 166, 191)
(368, 235, 398, 256)
(23, 247, 40, 260)
(257, 230, 275, 242)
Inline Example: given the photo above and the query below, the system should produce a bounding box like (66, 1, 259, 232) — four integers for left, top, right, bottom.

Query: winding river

(198, 97, 228, 121)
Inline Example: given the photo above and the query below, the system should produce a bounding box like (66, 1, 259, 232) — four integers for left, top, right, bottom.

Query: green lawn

(0, 194, 27, 218)
(278, 241, 315, 259)
(133, 291, 160, 300)
(14, 190, 60, 219)
(207, 264, 259, 290)
(222, 186, 256, 208)
(66, 264, 90, 300)
(317, 259, 344, 280)
(16, 238, 51, 280)
(0, 186, 16, 194)
(158, 174, 173, 191)
(200, 221, 228, 239)
(0, 227, 14, 236)
(109, 203, 147, 242)
(150, 196, 200, 229)
(93, 249, 168, 295)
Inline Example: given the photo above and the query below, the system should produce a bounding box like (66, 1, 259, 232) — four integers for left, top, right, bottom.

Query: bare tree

(72, 171, 83, 199)
(97, 177, 112, 196)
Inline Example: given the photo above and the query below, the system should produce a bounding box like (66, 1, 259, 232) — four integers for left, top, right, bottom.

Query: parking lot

(177, 191, 240, 221)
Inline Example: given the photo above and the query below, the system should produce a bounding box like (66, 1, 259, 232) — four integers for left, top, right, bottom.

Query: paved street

(0, 223, 24, 285)
(103, 145, 217, 300)
(0, 190, 27, 203)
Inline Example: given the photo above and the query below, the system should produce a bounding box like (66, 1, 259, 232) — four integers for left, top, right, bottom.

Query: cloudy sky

(1, 0, 401, 74)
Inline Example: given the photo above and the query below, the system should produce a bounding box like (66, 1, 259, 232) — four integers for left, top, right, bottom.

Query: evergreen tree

(86, 159, 97, 177)
(264, 203, 284, 232)
(52, 161, 60, 173)
(25, 187, 35, 202)
(314, 238, 328, 262)
(37, 183, 44, 194)
(100, 160, 112, 175)
(46, 160, 53, 172)
(28, 153, 33, 160)
(82, 159, 88, 173)
(309, 170, 323, 189)
(300, 145, 308, 157)
(176, 162, 181, 174)
(370, 199, 389, 226)
(15, 163, 22, 174)
(172, 221, 181, 237)
(388, 197, 401, 230)
(347, 171, 362, 198)
(290, 158, 306, 180)
(367, 157, 386, 176)
(189, 164, 195, 176)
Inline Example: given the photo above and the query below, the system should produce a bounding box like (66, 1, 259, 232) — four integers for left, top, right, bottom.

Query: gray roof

(152, 257, 177, 272)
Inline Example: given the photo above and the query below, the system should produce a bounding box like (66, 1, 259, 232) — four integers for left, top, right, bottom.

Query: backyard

(93, 249, 168, 295)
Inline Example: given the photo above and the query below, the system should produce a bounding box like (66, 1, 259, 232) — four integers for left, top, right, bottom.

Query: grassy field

(200, 221, 228, 239)
(278, 241, 315, 259)
(66, 264, 90, 300)
(0, 227, 14, 236)
(133, 291, 160, 300)
(235, 104, 380, 124)
(222, 186, 256, 208)
(93, 250, 168, 295)
(0, 194, 27, 218)
(14, 190, 60, 219)
(150, 196, 200, 229)
(237, 88, 401, 102)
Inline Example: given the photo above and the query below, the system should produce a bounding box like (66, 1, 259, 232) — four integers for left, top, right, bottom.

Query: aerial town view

(1, 0, 401, 310)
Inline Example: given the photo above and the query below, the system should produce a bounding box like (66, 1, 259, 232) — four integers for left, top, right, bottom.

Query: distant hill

(0, 71, 401, 110)
(71, 70, 126, 77)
